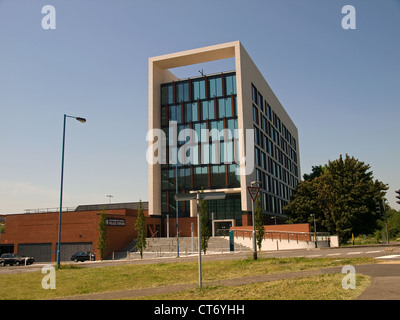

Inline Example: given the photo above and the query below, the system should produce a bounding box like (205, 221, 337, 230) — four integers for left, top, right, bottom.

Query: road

(1, 243, 400, 275)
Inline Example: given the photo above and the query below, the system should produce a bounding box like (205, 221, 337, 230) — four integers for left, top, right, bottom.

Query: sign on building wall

(106, 218, 126, 227)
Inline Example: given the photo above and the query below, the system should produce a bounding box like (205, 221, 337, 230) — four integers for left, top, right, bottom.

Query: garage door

(18, 243, 52, 262)
(59, 242, 93, 261)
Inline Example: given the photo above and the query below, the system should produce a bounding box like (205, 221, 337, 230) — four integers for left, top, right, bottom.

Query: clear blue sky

(1, 0, 399, 214)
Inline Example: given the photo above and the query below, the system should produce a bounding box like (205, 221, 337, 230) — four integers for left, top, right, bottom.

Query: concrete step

(143, 236, 251, 253)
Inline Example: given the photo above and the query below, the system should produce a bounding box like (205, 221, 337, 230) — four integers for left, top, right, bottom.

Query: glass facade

(160, 72, 240, 222)
(251, 83, 299, 216)
(158, 73, 299, 224)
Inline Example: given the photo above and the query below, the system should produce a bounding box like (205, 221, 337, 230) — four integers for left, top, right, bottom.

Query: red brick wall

(0, 208, 158, 261)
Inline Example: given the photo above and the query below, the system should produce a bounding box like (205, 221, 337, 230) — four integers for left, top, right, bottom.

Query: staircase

(143, 236, 251, 256)
(107, 236, 251, 260)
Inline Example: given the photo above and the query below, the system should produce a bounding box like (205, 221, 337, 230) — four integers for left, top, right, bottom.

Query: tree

(285, 154, 388, 243)
(135, 200, 146, 259)
(254, 194, 265, 252)
(199, 190, 210, 254)
(97, 208, 107, 260)
(303, 165, 326, 181)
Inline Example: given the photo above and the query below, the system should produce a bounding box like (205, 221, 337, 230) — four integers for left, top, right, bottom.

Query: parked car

(71, 251, 95, 262)
(0, 253, 34, 266)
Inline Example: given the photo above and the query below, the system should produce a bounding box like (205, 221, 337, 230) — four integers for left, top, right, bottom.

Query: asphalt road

(2, 243, 400, 275)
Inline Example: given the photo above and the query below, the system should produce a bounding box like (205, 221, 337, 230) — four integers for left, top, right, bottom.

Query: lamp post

(106, 195, 113, 204)
(251, 180, 261, 260)
(310, 214, 317, 248)
(175, 191, 226, 289)
(57, 114, 86, 269)
(175, 158, 179, 258)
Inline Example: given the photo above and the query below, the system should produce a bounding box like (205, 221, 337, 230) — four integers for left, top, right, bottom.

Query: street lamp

(57, 114, 86, 269)
(310, 214, 317, 248)
(251, 180, 261, 260)
(175, 191, 226, 289)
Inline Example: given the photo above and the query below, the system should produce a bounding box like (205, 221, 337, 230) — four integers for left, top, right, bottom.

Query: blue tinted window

(185, 103, 192, 122)
(229, 164, 240, 187)
(218, 99, 225, 118)
(169, 105, 176, 122)
(183, 82, 189, 102)
(192, 103, 198, 122)
(216, 77, 223, 97)
(199, 80, 206, 99)
(176, 83, 189, 102)
(176, 104, 182, 123)
(225, 97, 232, 117)
(209, 78, 216, 97)
(226, 75, 236, 95)
(208, 100, 215, 120)
(202, 101, 209, 120)
(194, 166, 208, 189)
(176, 83, 183, 102)
(252, 84, 257, 102)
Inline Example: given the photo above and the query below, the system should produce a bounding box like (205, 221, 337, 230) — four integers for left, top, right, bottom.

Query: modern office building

(148, 41, 300, 235)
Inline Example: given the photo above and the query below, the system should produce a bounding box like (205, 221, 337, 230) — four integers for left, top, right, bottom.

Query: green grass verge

(136, 273, 371, 300)
(0, 256, 374, 300)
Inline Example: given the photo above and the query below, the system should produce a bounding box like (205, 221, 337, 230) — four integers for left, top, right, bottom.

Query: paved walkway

(55, 263, 400, 300)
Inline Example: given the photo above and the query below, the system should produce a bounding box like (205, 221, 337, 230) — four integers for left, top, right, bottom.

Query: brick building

(0, 202, 163, 262)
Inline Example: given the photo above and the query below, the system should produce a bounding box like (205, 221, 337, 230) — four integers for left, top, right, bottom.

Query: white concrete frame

(148, 41, 300, 216)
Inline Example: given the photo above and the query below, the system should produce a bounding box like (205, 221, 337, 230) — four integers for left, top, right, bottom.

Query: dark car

(0, 253, 34, 266)
(71, 251, 95, 262)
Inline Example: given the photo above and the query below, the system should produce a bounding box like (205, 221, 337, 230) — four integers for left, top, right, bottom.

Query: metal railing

(231, 229, 330, 243)
(24, 207, 77, 214)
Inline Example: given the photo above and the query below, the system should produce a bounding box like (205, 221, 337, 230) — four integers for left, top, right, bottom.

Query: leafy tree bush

(255, 195, 265, 252)
(97, 208, 107, 260)
(285, 154, 388, 243)
(135, 200, 146, 259)
(199, 194, 210, 254)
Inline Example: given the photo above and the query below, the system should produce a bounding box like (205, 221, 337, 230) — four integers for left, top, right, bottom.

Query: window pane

(201, 143, 210, 164)
(218, 99, 225, 118)
(192, 103, 198, 122)
(176, 83, 183, 102)
(216, 77, 223, 97)
(218, 120, 224, 139)
(232, 75, 236, 94)
(225, 97, 232, 117)
(253, 105, 258, 124)
(161, 86, 168, 105)
(226, 75, 236, 95)
(229, 164, 240, 187)
(176, 104, 182, 124)
(169, 105, 176, 122)
(252, 84, 257, 102)
(208, 100, 215, 120)
(202, 101, 209, 120)
(195, 166, 208, 189)
(161, 170, 168, 190)
(185, 103, 192, 122)
(209, 78, 216, 97)
(199, 80, 206, 99)
(192, 81, 200, 100)
(161, 106, 166, 126)
(183, 82, 189, 102)
(168, 86, 174, 104)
